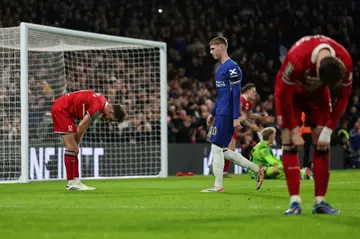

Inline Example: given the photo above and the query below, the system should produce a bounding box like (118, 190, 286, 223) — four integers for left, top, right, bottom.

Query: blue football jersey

(211, 59, 242, 119)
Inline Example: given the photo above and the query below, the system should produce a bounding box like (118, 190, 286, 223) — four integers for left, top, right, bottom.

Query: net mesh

(0, 26, 162, 181)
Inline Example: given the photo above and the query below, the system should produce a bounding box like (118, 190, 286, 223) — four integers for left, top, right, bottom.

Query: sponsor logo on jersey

(216, 81, 226, 87)
(284, 62, 294, 76)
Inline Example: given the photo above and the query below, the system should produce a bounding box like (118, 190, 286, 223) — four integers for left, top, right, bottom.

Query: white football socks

(211, 144, 225, 189)
(315, 196, 325, 204)
(223, 149, 260, 173)
(290, 195, 301, 204)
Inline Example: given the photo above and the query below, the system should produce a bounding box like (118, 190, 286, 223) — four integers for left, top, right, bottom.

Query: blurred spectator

(349, 118, 360, 167)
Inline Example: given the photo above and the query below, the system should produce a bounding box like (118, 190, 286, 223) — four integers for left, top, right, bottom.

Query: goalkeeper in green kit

(249, 127, 313, 180)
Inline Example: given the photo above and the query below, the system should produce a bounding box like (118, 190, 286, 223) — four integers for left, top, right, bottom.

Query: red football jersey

(275, 35, 353, 130)
(282, 35, 352, 91)
(56, 90, 107, 121)
(240, 95, 253, 114)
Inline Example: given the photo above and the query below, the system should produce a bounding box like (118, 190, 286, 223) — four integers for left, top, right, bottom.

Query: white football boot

(66, 179, 96, 191)
(200, 186, 224, 193)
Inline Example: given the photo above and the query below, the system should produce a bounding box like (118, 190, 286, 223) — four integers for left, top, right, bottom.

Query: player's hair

(209, 36, 228, 48)
(319, 56, 346, 87)
(242, 83, 256, 93)
(113, 104, 126, 122)
(262, 127, 276, 141)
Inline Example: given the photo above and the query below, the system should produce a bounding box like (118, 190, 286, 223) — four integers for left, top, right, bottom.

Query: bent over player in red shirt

(51, 90, 126, 190)
(275, 35, 352, 214)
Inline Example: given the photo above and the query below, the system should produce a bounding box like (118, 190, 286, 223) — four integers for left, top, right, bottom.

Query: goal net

(0, 23, 167, 182)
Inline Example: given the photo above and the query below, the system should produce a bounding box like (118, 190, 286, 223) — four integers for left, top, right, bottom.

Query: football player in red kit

(223, 83, 272, 177)
(275, 35, 352, 214)
(51, 90, 126, 190)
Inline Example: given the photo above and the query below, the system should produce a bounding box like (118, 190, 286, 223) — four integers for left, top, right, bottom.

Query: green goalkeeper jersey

(249, 141, 282, 177)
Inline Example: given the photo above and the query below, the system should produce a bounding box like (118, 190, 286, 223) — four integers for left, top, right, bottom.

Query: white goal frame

(16, 22, 168, 183)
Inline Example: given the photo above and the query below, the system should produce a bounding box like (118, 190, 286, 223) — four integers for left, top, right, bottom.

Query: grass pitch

(0, 170, 359, 239)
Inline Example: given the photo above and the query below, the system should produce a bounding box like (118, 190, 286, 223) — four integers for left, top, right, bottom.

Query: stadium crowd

(1, 0, 360, 165)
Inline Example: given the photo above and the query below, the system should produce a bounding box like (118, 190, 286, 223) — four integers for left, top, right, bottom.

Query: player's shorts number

(212, 126, 217, 136)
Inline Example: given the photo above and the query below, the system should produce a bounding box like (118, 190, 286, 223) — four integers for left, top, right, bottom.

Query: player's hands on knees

(291, 127, 305, 148)
(233, 118, 242, 132)
(317, 126, 332, 151)
(207, 114, 215, 126)
(317, 141, 330, 151)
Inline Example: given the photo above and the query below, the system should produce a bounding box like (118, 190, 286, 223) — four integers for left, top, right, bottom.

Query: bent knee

(62, 135, 79, 154)
(283, 144, 298, 153)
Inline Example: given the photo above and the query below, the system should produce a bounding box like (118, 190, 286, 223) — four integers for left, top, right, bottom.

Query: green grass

(0, 170, 360, 239)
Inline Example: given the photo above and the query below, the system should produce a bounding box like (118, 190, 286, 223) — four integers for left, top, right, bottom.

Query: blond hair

(262, 127, 276, 141)
(209, 36, 228, 48)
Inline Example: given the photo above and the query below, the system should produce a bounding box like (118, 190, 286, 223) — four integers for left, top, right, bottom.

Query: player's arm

(259, 148, 282, 166)
(210, 101, 218, 116)
(247, 112, 260, 119)
(242, 113, 260, 132)
(318, 62, 353, 149)
(75, 114, 92, 145)
(230, 66, 242, 130)
(75, 96, 104, 144)
(325, 62, 353, 131)
(207, 101, 218, 126)
(249, 112, 272, 123)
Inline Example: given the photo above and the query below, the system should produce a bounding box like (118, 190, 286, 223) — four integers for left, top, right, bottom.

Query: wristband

(318, 126, 333, 143)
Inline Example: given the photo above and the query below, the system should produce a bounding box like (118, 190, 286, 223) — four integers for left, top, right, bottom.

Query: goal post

(0, 22, 168, 183)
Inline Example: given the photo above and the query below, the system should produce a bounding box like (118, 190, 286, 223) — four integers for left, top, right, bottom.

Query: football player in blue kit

(201, 37, 265, 192)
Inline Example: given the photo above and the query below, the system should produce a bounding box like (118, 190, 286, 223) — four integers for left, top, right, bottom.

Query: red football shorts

(275, 85, 331, 128)
(51, 100, 76, 134)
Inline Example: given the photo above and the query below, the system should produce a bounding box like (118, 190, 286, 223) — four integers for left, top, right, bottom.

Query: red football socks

(64, 150, 77, 180)
(73, 156, 79, 178)
(283, 151, 301, 196)
(223, 159, 231, 173)
(312, 150, 330, 197)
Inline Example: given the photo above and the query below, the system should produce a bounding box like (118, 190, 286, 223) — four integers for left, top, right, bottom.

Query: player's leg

(281, 128, 302, 214)
(51, 104, 78, 189)
(223, 149, 265, 190)
(307, 90, 339, 214)
(61, 134, 79, 189)
(276, 89, 303, 214)
(310, 126, 339, 214)
(51, 104, 94, 191)
(61, 134, 96, 191)
(223, 136, 237, 178)
(209, 133, 235, 178)
(74, 136, 96, 190)
(201, 116, 228, 192)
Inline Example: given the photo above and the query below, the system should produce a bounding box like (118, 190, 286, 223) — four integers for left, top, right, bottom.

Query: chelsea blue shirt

(211, 58, 242, 119)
